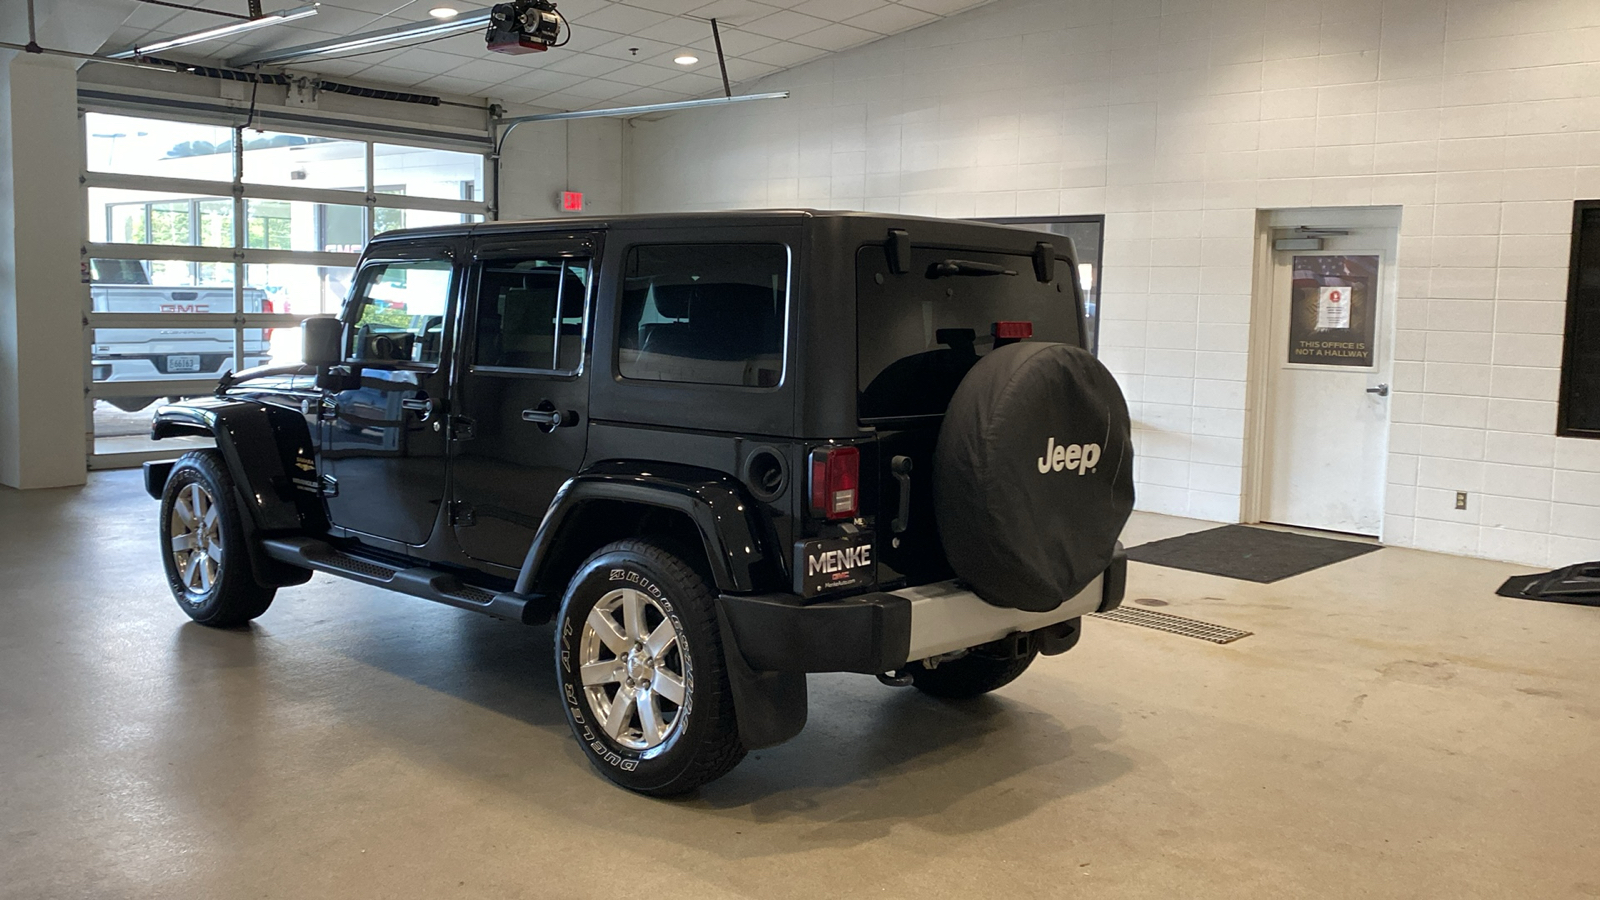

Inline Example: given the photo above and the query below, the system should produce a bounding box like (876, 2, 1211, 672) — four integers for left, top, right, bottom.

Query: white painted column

(0, 52, 88, 488)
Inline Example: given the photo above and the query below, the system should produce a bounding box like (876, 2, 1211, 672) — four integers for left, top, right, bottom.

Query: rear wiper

(927, 259, 1016, 278)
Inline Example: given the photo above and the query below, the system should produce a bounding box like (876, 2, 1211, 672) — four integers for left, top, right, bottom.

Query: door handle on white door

(1366, 384, 1390, 397)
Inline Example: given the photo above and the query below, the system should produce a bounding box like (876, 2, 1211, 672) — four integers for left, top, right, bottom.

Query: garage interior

(2, 0, 1599, 896)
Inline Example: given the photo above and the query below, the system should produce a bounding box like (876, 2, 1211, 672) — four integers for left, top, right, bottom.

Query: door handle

(1366, 384, 1390, 397)
(522, 405, 579, 431)
(890, 455, 913, 534)
(401, 396, 439, 420)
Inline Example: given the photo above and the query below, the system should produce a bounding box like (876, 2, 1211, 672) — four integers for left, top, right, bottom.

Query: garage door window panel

(91, 258, 238, 315)
(85, 112, 236, 182)
(241, 131, 367, 190)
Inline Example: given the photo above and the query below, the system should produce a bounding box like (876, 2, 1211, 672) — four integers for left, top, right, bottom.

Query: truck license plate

(166, 354, 201, 373)
(794, 536, 874, 598)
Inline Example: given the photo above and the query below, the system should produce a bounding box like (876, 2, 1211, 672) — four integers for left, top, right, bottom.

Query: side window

(348, 259, 454, 366)
(617, 243, 788, 388)
(472, 257, 591, 373)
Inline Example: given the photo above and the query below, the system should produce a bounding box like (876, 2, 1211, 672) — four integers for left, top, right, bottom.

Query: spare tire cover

(933, 342, 1134, 612)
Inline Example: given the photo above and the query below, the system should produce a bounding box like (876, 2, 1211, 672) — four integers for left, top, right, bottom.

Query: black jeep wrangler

(145, 211, 1134, 795)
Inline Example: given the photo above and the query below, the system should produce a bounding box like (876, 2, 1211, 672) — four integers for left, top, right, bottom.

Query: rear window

(617, 243, 788, 388)
(857, 245, 1083, 421)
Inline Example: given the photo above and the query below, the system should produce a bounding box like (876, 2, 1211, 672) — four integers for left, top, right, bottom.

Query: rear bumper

(718, 545, 1126, 674)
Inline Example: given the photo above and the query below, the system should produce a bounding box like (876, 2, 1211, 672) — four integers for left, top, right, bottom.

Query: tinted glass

(857, 245, 1083, 421)
(617, 244, 787, 387)
(348, 260, 454, 366)
(1562, 204, 1600, 435)
(473, 258, 591, 372)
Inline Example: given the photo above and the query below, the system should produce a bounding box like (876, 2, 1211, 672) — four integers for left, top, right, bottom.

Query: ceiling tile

(588, 35, 678, 61)
(740, 9, 831, 40)
(899, 0, 992, 15)
(604, 62, 688, 87)
(685, 0, 783, 26)
(719, 57, 780, 82)
(631, 16, 713, 47)
(652, 70, 727, 95)
(544, 53, 631, 76)
(683, 25, 777, 57)
(569, 3, 672, 34)
(556, 77, 637, 101)
(791, 22, 878, 51)
(740, 39, 828, 68)
(844, 3, 938, 34)
(792, 0, 889, 24)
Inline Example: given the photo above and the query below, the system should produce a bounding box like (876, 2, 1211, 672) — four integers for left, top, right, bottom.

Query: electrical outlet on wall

(1455, 491, 1468, 510)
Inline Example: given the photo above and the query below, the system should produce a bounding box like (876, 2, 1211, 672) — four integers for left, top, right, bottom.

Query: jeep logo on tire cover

(1037, 437, 1101, 475)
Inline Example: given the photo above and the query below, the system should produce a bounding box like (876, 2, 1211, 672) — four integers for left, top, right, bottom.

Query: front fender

(515, 460, 774, 595)
(151, 398, 311, 533)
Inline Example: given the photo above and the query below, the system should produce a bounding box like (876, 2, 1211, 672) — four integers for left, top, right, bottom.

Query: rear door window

(617, 243, 788, 388)
(857, 245, 1082, 422)
(472, 257, 591, 373)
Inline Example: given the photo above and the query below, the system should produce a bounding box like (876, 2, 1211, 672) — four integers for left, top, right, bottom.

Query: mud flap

(714, 601, 808, 750)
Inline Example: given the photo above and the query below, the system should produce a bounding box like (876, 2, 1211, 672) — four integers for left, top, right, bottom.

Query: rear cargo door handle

(891, 455, 913, 534)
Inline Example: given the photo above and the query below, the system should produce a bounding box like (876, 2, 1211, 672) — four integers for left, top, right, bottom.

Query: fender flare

(152, 399, 315, 589)
(153, 399, 308, 532)
(514, 460, 775, 596)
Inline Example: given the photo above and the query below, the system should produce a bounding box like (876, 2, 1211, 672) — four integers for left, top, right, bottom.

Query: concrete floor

(2, 472, 1598, 899)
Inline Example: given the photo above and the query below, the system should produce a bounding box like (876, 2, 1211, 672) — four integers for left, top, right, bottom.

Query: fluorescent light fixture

(109, 4, 320, 59)
(233, 7, 491, 66)
(673, 54, 698, 65)
(429, 6, 458, 17)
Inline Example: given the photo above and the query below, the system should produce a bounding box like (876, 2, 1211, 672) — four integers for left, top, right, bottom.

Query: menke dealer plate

(794, 536, 874, 598)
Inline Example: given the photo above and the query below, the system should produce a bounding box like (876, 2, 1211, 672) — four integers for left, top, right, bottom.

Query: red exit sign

(560, 191, 584, 212)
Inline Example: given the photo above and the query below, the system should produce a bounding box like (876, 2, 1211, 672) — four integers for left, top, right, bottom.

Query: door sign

(1288, 255, 1378, 367)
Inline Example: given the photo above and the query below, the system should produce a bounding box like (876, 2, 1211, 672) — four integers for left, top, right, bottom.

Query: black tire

(907, 647, 1038, 699)
(158, 450, 276, 627)
(555, 539, 746, 796)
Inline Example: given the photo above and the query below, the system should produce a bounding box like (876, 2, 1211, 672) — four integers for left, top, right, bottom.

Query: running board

(261, 535, 553, 624)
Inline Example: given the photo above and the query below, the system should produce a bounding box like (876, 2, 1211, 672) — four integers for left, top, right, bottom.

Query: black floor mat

(1496, 563, 1600, 607)
(1125, 524, 1381, 583)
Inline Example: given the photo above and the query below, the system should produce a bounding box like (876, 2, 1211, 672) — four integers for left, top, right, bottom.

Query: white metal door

(1262, 230, 1396, 536)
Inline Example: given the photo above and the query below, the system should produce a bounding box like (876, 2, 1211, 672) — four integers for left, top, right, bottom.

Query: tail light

(263, 297, 275, 341)
(809, 445, 859, 520)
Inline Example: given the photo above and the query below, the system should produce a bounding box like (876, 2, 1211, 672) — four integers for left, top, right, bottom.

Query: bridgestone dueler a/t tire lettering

(555, 540, 746, 796)
(158, 450, 276, 627)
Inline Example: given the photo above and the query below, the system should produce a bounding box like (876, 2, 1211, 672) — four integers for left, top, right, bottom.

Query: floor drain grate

(1091, 607, 1252, 644)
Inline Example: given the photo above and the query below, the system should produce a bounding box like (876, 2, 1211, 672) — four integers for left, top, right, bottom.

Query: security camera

(486, 0, 564, 54)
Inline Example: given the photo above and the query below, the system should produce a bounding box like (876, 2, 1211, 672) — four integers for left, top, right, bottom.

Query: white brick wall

(621, 0, 1600, 568)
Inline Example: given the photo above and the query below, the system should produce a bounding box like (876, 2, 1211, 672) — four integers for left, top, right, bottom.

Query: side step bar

(261, 535, 553, 625)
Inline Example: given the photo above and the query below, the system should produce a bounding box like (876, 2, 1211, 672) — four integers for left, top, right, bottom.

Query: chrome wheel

(578, 588, 688, 751)
(169, 482, 222, 597)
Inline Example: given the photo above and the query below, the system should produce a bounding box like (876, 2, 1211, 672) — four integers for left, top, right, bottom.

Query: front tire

(555, 539, 745, 796)
(906, 646, 1038, 699)
(159, 450, 275, 627)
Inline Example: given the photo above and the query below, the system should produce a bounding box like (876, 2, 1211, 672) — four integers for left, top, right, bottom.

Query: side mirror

(301, 316, 344, 367)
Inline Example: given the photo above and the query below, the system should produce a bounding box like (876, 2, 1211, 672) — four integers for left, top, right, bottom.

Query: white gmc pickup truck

(91, 259, 271, 412)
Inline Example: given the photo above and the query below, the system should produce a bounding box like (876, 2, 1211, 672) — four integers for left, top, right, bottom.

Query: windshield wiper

(926, 259, 1016, 278)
